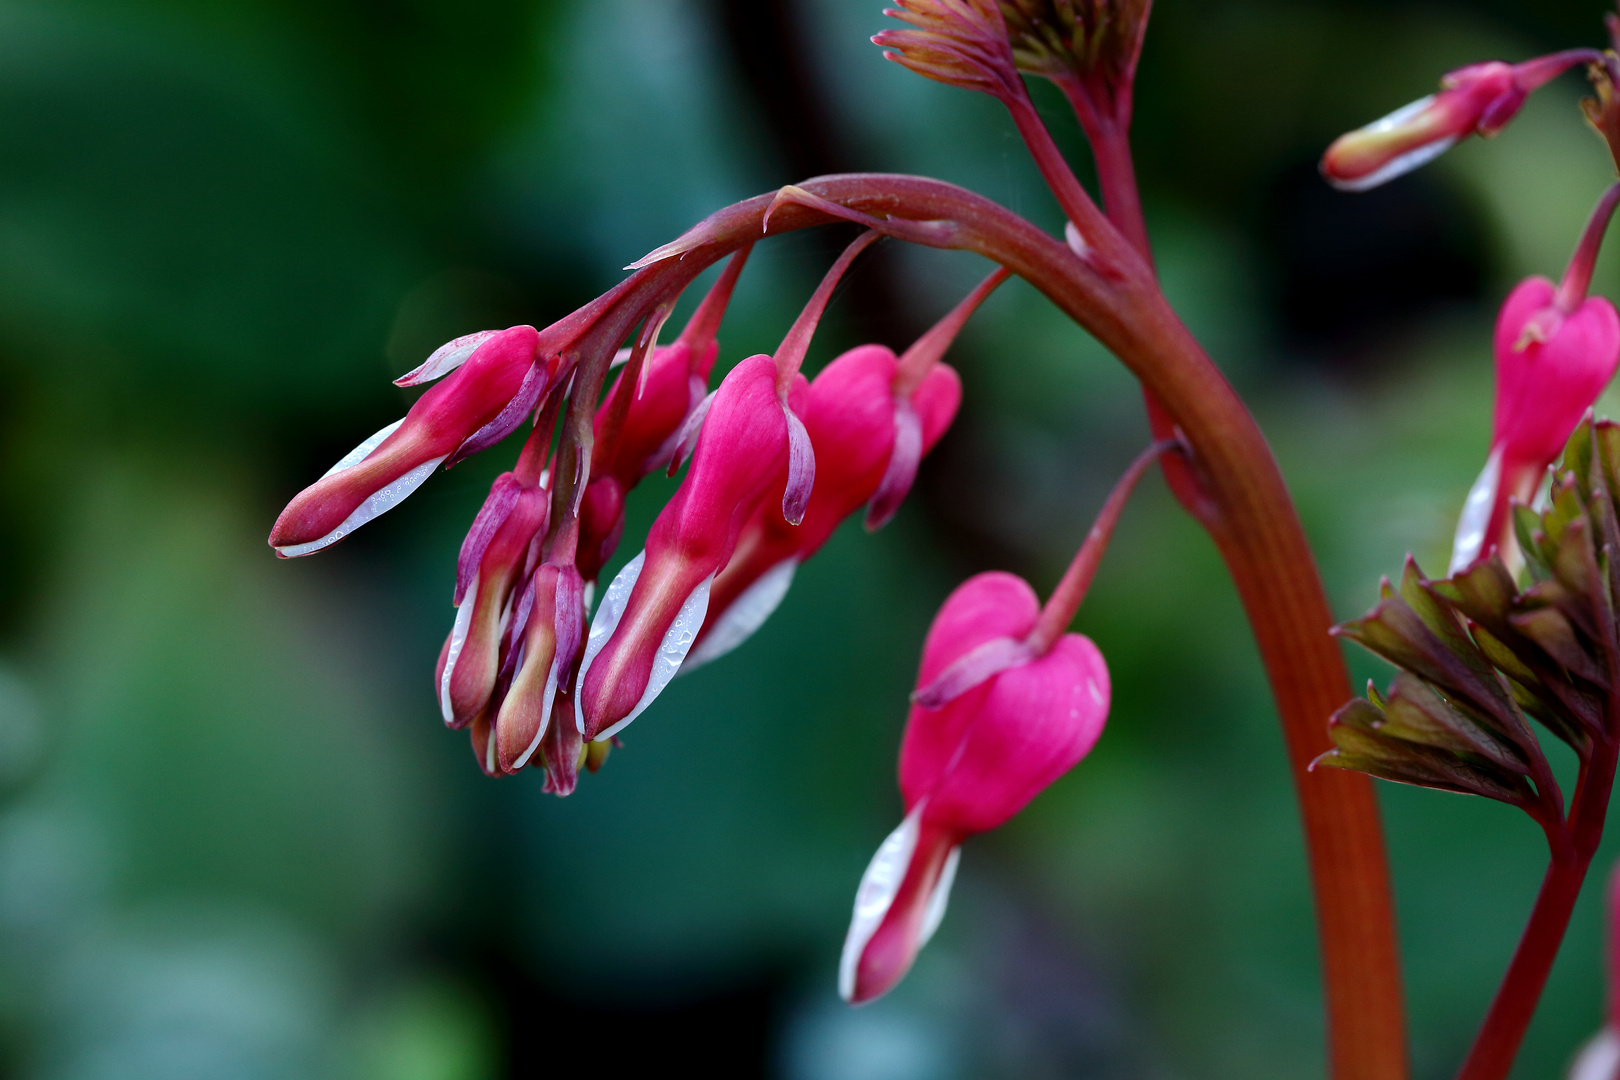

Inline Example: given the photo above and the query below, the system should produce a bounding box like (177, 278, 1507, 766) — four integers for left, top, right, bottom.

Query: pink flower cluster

(268, 228, 1132, 1000)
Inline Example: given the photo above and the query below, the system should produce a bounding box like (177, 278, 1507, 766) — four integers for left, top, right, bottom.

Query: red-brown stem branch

(1456, 586, 1620, 1080)
(1456, 734, 1615, 1080)
(1049, 85, 1220, 527)
(605, 174, 1406, 1078)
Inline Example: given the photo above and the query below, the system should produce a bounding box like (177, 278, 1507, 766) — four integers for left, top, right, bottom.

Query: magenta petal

(865, 396, 924, 531)
(642, 374, 710, 477)
(396, 329, 501, 386)
(782, 401, 815, 526)
(912, 635, 1034, 709)
(455, 475, 523, 605)
(446, 361, 550, 468)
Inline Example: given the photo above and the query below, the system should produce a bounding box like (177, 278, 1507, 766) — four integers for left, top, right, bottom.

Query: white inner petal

(319, 419, 404, 480)
(681, 559, 798, 673)
(397, 329, 499, 386)
(575, 552, 645, 734)
(439, 575, 478, 724)
(593, 573, 713, 742)
(1450, 446, 1502, 573)
(1571, 1028, 1620, 1080)
(276, 455, 446, 558)
(838, 801, 925, 1004)
(917, 845, 960, 949)
(1329, 99, 1457, 192)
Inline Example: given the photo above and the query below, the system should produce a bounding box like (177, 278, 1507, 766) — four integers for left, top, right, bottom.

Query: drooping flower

(1451, 184, 1620, 572)
(839, 571, 1111, 1004)
(436, 473, 550, 730)
(837, 440, 1173, 1003)
(1322, 51, 1596, 192)
(269, 325, 548, 557)
(482, 556, 587, 781)
(575, 355, 811, 742)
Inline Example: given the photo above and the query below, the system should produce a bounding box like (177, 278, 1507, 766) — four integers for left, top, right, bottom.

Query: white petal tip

(682, 559, 797, 673)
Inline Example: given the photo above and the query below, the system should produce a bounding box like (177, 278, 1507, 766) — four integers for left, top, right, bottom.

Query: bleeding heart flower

(840, 571, 1111, 1004)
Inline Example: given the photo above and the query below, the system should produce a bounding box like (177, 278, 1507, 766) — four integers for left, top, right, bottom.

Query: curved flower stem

(622, 172, 1406, 1079)
(1025, 438, 1179, 654)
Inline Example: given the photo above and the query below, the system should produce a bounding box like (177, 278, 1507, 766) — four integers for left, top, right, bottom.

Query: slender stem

(1556, 182, 1620, 313)
(774, 229, 880, 395)
(1456, 717, 1618, 1079)
(893, 266, 1011, 395)
(1003, 94, 1114, 246)
(1057, 99, 1221, 526)
(1075, 107, 1153, 269)
(1026, 439, 1178, 653)
(609, 175, 1407, 1079)
(1513, 48, 1608, 92)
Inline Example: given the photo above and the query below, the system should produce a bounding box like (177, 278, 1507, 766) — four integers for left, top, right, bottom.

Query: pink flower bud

(575, 355, 810, 741)
(1322, 55, 1590, 192)
(840, 571, 1110, 1004)
(436, 477, 550, 730)
(269, 326, 543, 557)
(685, 344, 961, 670)
(1451, 277, 1620, 571)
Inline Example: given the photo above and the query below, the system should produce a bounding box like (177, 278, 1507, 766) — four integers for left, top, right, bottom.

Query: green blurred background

(0, 0, 1616, 1077)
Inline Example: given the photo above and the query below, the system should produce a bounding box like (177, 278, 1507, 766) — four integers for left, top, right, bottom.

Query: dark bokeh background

(0, 1, 1616, 1077)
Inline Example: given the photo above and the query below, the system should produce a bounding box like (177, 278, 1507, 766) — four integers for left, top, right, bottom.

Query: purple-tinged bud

(575, 355, 809, 741)
(840, 571, 1110, 1004)
(269, 326, 543, 557)
(492, 561, 586, 774)
(437, 478, 550, 730)
(686, 346, 961, 670)
(1323, 53, 1595, 192)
